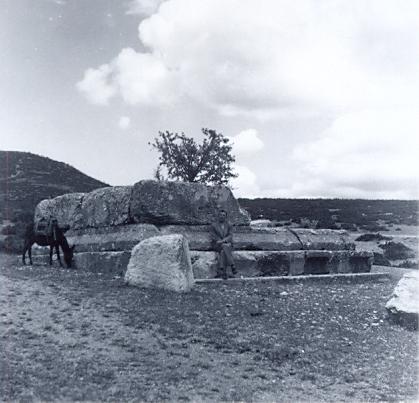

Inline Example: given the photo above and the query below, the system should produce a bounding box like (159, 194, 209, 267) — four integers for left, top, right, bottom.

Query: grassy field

(0, 254, 417, 401)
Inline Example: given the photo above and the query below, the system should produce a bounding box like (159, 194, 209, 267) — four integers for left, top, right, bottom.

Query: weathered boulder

(130, 180, 250, 226)
(34, 193, 84, 228)
(125, 234, 194, 292)
(386, 271, 419, 330)
(75, 186, 132, 229)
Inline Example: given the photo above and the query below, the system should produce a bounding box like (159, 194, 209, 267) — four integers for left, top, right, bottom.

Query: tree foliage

(150, 128, 237, 185)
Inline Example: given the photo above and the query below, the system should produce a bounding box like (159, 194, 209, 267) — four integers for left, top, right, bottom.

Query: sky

(1, 0, 418, 199)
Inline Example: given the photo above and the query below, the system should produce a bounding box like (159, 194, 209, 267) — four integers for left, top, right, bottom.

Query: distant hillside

(0, 151, 109, 252)
(0, 151, 108, 222)
(238, 198, 418, 231)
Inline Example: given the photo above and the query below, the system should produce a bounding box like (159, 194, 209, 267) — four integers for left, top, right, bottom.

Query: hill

(238, 198, 418, 231)
(0, 151, 109, 251)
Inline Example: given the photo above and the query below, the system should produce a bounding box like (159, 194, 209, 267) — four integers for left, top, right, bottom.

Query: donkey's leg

(28, 245, 33, 265)
(56, 245, 63, 267)
(22, 243, 27, 265)
(49, 246, 54, 265)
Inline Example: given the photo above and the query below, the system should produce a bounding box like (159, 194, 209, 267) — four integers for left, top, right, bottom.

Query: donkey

(22, 221, 75, 268)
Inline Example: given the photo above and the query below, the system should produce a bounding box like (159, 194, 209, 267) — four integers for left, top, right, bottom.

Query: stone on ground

(386, 271, 419, 330)
(250, 219, 274, 227)
(125, 234, 194, 292)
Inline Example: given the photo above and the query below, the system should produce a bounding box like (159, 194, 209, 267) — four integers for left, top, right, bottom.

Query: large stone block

(125, 234, 194, 292)
(34, 193, 85, 228)
(386, 271, 419, 330)
(190, 250, 303, 278)
(73, 251, 131, 274)
(190, 250, 372, 279)
(160, 225, 354, 251)
(290, 228, 354, 251)
(75, 186, 132, 229)
(66, 224, 160, 252)
(31, 250, 131, 275)
(130, 180, 250, 226)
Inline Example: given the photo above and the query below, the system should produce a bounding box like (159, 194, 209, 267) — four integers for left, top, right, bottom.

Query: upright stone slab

(125, 234, 194, 292)
(130, 180, 250, 226)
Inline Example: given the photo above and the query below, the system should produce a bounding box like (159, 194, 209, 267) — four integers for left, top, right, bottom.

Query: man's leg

(215, 251, 228, 279)
(222, 243, 236, 277)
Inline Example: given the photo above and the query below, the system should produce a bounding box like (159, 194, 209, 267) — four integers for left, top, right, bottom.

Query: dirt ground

(0, 253, 417, 402)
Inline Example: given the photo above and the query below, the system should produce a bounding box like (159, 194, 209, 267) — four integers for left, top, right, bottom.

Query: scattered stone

(250, 219, 274, 228)
(125, 234, 194, 292)
(386, 271, 419, 330)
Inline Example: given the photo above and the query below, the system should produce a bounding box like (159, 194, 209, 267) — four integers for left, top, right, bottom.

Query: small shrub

(355, 233, 392, 242)
(340, 223, 358, 231)
(379, 241, 416, 260)
(373, 252, 391, 266)
(394, 260, 419, 270)
(1, 225, 16, 235)
(360, 223, 389, 232)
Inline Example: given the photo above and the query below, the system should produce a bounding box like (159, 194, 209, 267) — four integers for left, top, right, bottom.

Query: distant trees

(150, 128, 237, 185)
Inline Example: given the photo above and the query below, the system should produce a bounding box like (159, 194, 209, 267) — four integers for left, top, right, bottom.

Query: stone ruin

(33, 180, 373, 278)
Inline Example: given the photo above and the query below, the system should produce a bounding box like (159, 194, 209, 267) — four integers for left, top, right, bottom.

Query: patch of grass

(0, 254, 417, 402)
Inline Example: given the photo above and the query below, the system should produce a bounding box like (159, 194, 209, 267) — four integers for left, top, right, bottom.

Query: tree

(150, 128, 237, 185)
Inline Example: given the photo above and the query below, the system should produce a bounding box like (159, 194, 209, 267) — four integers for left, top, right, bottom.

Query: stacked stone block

(33, 180, 373, 277)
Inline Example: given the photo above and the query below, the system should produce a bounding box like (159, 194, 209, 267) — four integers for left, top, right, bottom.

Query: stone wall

(33, 180, 373, 278)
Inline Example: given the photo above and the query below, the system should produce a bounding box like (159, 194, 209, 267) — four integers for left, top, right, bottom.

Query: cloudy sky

(1, 0, 418, 198)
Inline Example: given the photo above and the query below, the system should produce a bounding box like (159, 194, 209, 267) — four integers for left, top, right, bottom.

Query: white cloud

(46, 0, 66, 5)
(78, 0, 419, 118)
(77, 48, 178, 106)
(229, 129, 264, 157)
(230, 165, 260, 198)
(118, 116, 131, 130)
(291, 108, 419, 198)
(76, 64, 116, 105)
(76, 0, 419, 199)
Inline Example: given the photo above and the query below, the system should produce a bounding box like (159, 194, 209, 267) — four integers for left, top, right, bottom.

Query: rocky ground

(0, 253, 417, 402)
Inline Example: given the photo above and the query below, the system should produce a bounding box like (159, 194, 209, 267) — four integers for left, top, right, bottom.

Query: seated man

(210, 209, 237, 279)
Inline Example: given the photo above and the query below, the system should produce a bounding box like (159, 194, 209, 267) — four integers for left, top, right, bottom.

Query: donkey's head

(64, 245, 75, 268)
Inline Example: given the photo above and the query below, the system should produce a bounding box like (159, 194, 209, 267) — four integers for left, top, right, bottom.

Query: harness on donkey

(35, 216, 59, 242)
